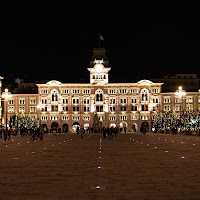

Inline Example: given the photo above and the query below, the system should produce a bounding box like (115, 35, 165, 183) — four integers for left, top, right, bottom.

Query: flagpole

(99, 32, 100, 48)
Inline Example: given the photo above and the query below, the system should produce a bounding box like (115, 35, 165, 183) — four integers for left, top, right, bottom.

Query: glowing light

(15, 158, 17, 160)
(182, 156, 185, 159)
(96, 186, 101, 189)
(165, 150, 168, 153)
(99, 156, 101, 159)
(98, 166, 101, 169)
(155, 147, 157, 149)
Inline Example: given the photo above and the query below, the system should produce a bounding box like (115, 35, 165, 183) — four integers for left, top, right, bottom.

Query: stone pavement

(1, 132, 200, 200)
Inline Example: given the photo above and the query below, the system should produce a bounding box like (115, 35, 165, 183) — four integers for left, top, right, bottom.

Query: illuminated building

(2, 48, 200, 132)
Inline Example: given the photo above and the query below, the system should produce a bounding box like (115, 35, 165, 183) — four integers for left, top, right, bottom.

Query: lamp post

(2, 89, 12, 133)
(175, 86, 186, 112)
(37, 102, 45, 126)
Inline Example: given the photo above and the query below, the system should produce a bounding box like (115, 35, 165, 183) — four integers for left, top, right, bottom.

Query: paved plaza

(1, 132, 200, 200)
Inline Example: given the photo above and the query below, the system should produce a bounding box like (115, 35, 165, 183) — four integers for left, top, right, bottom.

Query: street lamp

(175, 86, 186, 112)
(2, 89, 12, 132)
(37, 102, 45, 126)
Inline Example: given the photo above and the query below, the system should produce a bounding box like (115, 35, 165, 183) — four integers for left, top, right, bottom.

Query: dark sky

(0, 1, 199, 86)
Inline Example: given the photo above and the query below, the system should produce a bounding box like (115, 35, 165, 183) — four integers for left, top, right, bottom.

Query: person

(124, 127, 127, 134)
(103, 127, 106, 139)
(4, 129, 7, 142)
(143, 127, 146, 135)
(8, 128, 11, 140)
(81, 128, 84, 139)
(77, 126, 79, 135)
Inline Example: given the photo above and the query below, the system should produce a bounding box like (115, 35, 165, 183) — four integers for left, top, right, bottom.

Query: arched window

(141, 89, 148, 101)
(95, 89, 103, 102)
(51, 89, 58, 102)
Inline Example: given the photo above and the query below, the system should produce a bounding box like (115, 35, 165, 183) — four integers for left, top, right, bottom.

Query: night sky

(0, 2, 199, 86)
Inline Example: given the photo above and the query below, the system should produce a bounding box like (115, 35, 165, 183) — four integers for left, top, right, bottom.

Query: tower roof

(90, 48, 109, 67)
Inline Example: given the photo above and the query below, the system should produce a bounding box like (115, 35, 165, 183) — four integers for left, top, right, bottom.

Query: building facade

(0, 76, 4, 122)
(2, 48, 200, 132)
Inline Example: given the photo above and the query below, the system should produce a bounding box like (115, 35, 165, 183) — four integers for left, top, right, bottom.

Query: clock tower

(87, 48, 111, 85)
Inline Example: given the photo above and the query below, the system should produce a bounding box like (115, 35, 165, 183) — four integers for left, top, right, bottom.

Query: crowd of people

(0, 126, 44, 142)
(75, 126, 127, 140)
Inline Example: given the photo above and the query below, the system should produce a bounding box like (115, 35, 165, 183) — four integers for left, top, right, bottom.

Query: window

(19, 106, 25, 113)
(83, 89, 90, 94)
(186, 96, 193, 103)
(8, 99, 14, 105)
(41, 107, 47, 112)
(41, 98, 47, 104)
(96, 89, 103, 102)
(152, 88, 159, 93)
(41, 89, 48, 94)
(110, 106, 116, 112)
(120, 106, 126, 112)
(131, 106, 137, 111)
(30, 107, 36, 112)
(119, 89, 127, 94)
(141, 104, 148, 111)
(175, 105, 181, 111)
(96, 105, 103, 112)
(51, 105, 58, 112)
(164, 105, 170, 111)
(109, 89, 116, 94)
(61, 89, 69, 94)
(73, 106, 79, 112)
(72, 89, 80, 94)
(164, 97, 170, 103)
(51, 90, 58, 102)
(72, 98, 79, 104)
(120, 98, 127, 104)
(62, 116, 69, 120)
(175, 98, 181, 103)
(109, 116, 116, 121)
(62, 106, 68, 112)
(50, 116, 59, 120)
(62, 98, 68, 104)
(131, 115, 137, 120)
(72, 116, 80, 120)
(141, 115, 149, 120)
(19, 99, 25, 105)
(152, 98, 159, 104)
(109, 98, 116, 104)
(83, 116, 90, 121)
(8, 106, 14, 113)
(130, 89, 138, 93)
(99, 116, 104, 121)
(84, 106, 90, 112)
(141, 89, 148, 101)
(41, 116, 48, 121)
(131, 98, 137, 104)
(83, 98, 90, 104)
(30, 99, 36, 104)
(186, 104, 193, 111)
(120, 116, 127, 120)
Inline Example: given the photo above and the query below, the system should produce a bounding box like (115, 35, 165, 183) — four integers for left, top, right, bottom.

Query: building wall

(4, 78, 164, 132)
(3, 80, 200, 132)
(0, 76, 3, 122)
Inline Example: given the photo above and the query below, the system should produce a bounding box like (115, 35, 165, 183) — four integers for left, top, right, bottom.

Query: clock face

(95, 64, 103, 73)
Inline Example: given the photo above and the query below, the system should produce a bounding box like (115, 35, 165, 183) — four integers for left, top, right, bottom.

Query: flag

(99, 34, 104, 41)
